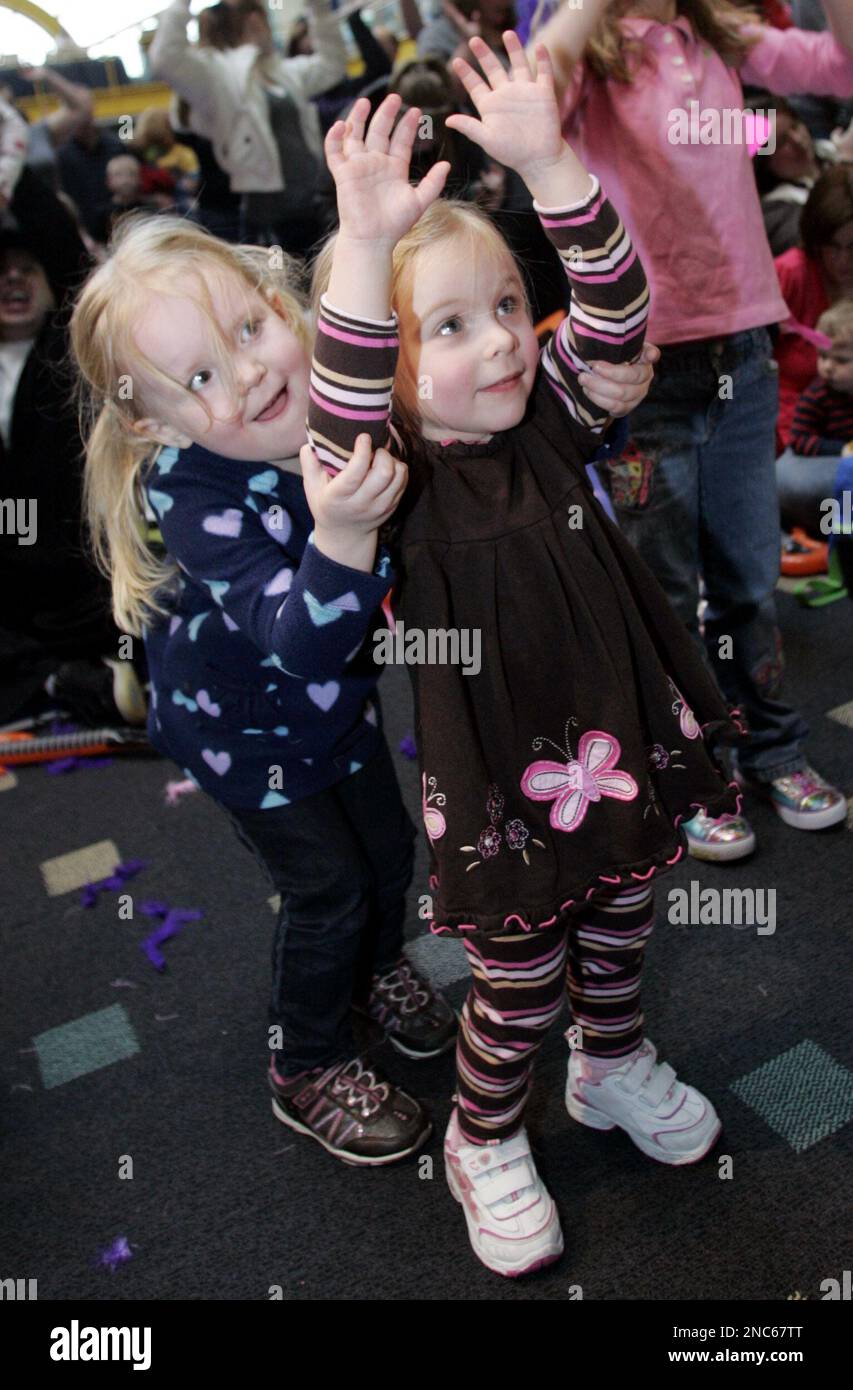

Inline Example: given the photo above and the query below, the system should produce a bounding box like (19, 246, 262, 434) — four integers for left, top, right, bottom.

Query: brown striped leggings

(456, 884, 655, 1144)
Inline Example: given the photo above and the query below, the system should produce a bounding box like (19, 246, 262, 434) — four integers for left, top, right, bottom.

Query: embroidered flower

(478, 826, 502, 858)
(648, 742, 686, 773)
(460, 786, 544, 870)
(486, 785, 505, 825)
(505, 819, 529, 850)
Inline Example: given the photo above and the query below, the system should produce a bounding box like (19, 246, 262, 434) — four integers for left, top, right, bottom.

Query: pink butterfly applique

(521, 730, 638, 833)
(669, 681, 700, 740)
(422, 773, 447, 841)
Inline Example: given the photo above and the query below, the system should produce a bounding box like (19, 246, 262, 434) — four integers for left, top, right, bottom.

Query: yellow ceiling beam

(1, 0, 72, 41)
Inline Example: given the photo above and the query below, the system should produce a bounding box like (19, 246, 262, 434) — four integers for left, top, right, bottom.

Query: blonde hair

(133, 106, 175, 153)
(310, 200, 529, 445)
(70, 214, 310, 636)
(539, 0, 761, 86)
(817, 299, 853, 348)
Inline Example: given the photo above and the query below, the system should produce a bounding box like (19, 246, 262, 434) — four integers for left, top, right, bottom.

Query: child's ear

(129, 417, 193, 449)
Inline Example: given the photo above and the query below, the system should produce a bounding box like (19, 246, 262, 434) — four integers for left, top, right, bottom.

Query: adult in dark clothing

(0, 164, 145, 727)
(309, 10, 395, 135)
(173, 99, 242, 242)
(55, 120, 125, 241)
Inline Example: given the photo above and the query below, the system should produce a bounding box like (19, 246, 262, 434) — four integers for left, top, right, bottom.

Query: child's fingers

(530, 40, 555, 86)
(502, 29, 534, 81)
(414, 159, 451, 213)
(467, 34, 509, 86)
(444, 113, 486, 150)
(369, 458, 409, 519)
(388, 104, 422, 162)
(329, 433, 374, 495)
(345, 97, 371, 149)
(355, 445, 397, 504)
(365, 92, 404, 152)
(450, 53, 491, 107)
(299, 441, 331, 489)
(583, 359, 653, 386)
(324, 121, 346, 168)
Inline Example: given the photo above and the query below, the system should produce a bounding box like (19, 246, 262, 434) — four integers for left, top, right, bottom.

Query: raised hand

(301, 433, 408, 573)
(443, 0, 482, 42)
(325, 93, 451, 246)
(445, 31, 565, 180)
(580, 343, 661, 419)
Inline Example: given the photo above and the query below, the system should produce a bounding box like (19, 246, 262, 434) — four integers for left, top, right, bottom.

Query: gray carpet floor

(2, 588, 852, 1301)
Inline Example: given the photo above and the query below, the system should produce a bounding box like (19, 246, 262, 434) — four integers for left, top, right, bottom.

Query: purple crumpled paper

(46, 756, 114, 775)
(96, 1235, 136, 1272)
(398, 734, 417, 760)
(81, 859, 147, 908)
(138, 901, 203, 972)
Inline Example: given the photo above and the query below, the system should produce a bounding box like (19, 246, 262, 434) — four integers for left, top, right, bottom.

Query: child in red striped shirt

(790, 300, 853, 456)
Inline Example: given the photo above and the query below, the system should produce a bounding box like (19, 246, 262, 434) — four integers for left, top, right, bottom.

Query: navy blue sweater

(143, 443, 394, 809)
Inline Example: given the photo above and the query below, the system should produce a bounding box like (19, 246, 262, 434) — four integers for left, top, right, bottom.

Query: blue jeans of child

(606, 326, 809, 781)
(776, 447, 842, 536)
(228, 740, 416, 1075)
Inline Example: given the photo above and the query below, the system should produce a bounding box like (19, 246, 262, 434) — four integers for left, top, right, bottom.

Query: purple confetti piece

(80, 859, 148, 908)
(140, 907, 203, 972)
(96, 1236, 135, 1272)
(50, 720, 79, 736)
(139, 900, 169, 918)
(46, 757, 79, 775)
(399, 734, 417, 760)
(116, 859, 148, 880)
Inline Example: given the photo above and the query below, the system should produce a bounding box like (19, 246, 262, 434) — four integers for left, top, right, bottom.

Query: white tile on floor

(407, 931, 468, 991)
(0, 770, 18, 792)
(827, 700, 853, 730)
(40, 840, 121, 898)
(268, 894, 281, 913)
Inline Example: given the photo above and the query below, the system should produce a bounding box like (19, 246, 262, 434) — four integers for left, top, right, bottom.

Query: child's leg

(565, 884, 655, 1060)
(333, 741, 417, 992)
(336, 742, 457, 1058)
(564, 884, 721, 1163)
(456, 923, 569, 1145)
(228, 782, 383, 1076)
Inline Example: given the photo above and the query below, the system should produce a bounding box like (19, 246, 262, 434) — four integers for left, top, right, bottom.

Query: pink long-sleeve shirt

(560, 15, 853, 345)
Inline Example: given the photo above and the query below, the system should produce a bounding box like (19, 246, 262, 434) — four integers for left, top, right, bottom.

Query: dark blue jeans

(606, 326, 809, 781)
(229, 741, 416, 1075)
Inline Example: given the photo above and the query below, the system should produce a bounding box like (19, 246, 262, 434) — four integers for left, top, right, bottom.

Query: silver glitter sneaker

(683, 809, 757, 861)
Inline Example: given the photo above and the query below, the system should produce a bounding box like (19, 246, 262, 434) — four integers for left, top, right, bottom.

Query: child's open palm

(326, 94, 450, 245)
(445, 31, 564, 179)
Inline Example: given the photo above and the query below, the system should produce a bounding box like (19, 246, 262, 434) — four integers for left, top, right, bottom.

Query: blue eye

(499, 295, 518, 314)
(189, 369, 212, 392)
(437, 316, 463, 337)
(241, 318, 262, 342)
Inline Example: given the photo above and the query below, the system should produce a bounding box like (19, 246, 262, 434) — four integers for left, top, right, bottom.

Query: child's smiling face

(399, 238, 539, 443)
(130, 272, 310, 461)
